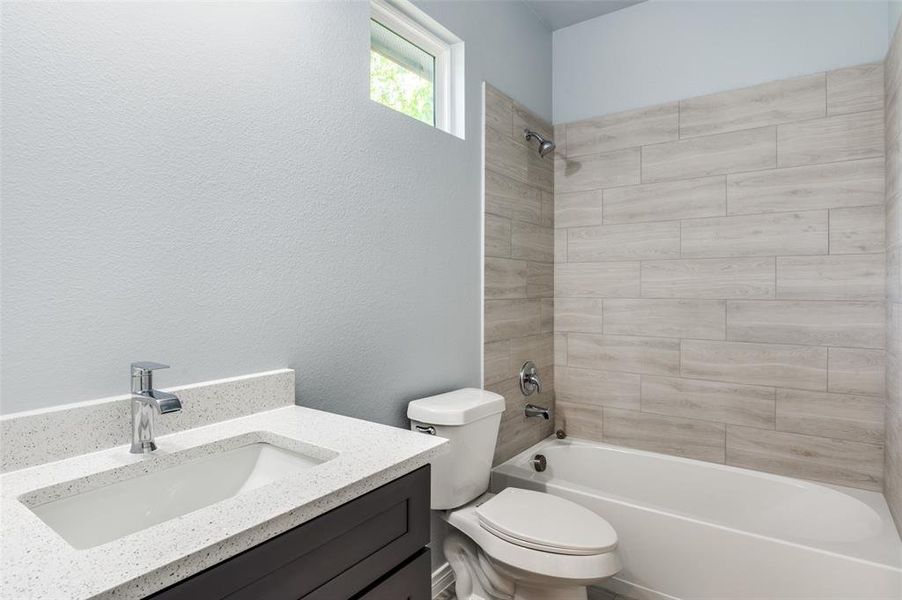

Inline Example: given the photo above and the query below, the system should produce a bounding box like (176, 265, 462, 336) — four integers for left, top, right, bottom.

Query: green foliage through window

(370, 20, 435, 126)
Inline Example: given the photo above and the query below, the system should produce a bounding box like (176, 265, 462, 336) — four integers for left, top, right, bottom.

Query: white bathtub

(491, 437, 902, 600)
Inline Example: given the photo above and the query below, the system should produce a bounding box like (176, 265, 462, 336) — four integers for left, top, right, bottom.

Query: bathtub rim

(492, 435, 902, 572)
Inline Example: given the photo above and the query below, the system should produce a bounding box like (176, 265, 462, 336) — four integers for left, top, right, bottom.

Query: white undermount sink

(26, 440, 333, 549)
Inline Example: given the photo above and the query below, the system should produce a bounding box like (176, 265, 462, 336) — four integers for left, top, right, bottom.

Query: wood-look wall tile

(554, 333, 567, 365)
(828, 347, 885, 397)
(681, 211, 828, 258)
(642, 126, 776, 183)
(726, 158, 884, 215)
(679, 74, 825, 138)
(889, 192, 902, 250)
(510, 333, 554, 370)
(526, 261, 553, 298)
(893, 123, 902, 196)
(540, 191, 554, 228)
(640, 257, 775, 299)
(829, 205, 885, 254)
(889, 135, 902, 221)
(776, 389, 884, 444)
(494, 387, 555, 463)
(604, 299, 726, 340)
(540, 298, 554, 334)
(555, 366, 641, 410)
(777, 110, 884, 167)
(890, 34, 902, 140)
(885, 406, 902, 527)
(485, 84, 513, 137)
(566, 102, 678, 156)
(568, 221, 680, 262)
(555, 190, 604, 229)
(555, 148, 641, 193)
(681, 340, 827, 390)
(603, 176, 726, 224)
(776, 254, 885, 301)
(726, 300, 884, 349)
(556, 401, 604, 442)
(487, 124, 553, 193)
(495, 418, 551, 464)
(485, 376, 519, 417)
(887, 303, 902, 411)
(511, 221, 554, 262)
(826, 63, 884, 116)
(554, 228, 567, 263)
(485, 169, 542, 224)
(888, 246, 902, 304)
(568, 334, 680, 376)
(484, 340, 510, 386)
(726, 425, 883, 490)
(554, 298, 604, 333)
(485, 213, 511, 258)
(484, 257, 527, 299)
(485, 299, 541, 343)
(641, 376, 775, 428)
(485, 125, 529, 183)
(554, 123, 567, 159)
(555, 262, 640, 298)
(603, 408, 726, 463)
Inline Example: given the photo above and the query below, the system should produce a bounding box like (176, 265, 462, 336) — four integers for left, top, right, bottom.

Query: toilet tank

(407, 388, 505, 510)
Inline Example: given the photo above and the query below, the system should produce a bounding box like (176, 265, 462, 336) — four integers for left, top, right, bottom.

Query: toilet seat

(476, 488, 617, 556)
(444, 491, 621, 584)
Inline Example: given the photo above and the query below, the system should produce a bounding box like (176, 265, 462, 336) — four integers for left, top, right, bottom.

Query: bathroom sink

(26, 441, 331, 549)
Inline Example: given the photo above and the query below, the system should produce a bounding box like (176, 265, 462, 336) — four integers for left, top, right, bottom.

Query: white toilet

(408, 388, 621, 600)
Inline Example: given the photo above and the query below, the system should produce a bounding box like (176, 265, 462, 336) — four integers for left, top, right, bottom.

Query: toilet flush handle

(415, 424, 436, 435)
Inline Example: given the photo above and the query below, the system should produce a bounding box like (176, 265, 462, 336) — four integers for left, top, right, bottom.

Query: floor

(435, 585, 635, 600)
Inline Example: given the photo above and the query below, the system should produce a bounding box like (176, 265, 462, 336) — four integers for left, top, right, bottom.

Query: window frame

(370, 0, 464, 138)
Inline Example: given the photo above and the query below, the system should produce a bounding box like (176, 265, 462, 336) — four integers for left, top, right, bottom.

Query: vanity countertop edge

(0, 404, 447, 600)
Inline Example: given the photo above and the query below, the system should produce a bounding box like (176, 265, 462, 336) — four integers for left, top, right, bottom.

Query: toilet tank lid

(407, 388, 505, 425)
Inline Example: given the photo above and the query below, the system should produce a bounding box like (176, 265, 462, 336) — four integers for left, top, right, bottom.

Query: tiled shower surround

(886, 22, 902, 535)
(552, 64, 887, 491)
(483, 84, 555, 464)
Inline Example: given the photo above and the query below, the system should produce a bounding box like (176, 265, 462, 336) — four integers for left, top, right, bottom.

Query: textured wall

(554, 65, 886, 490)
(0, 2, 551, 419)
(483, 84, 555, 464)
(885, 18, 902, 535)
(553, 0, 889, 124)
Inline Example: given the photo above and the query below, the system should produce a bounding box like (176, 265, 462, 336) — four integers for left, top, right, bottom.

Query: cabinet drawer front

(353, 549, 431, 600)
(147, 465, 430, 600)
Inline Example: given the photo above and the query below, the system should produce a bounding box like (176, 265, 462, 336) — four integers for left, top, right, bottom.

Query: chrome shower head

(524, 129, 556, 158)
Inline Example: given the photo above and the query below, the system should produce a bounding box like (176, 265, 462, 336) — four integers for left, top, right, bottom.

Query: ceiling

(523, 0, 645, 31)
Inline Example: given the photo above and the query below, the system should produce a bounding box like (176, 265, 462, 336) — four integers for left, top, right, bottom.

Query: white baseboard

(431, 561, 455, 598)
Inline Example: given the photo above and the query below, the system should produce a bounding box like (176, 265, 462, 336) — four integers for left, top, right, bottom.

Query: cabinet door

(353, 550, 431, 600)
(147, 465, 430, 600)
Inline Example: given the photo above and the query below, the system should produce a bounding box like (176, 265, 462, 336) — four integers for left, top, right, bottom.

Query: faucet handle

(131, 362, 169, 394)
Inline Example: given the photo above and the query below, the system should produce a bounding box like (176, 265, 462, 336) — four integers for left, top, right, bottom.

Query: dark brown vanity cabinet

(147, 465, 431, 600)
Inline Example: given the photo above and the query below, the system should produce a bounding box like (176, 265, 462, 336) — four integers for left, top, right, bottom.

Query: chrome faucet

(519, 361, 543, 396)
(130, 362, 181, 454)
(524, 404, 550, 420)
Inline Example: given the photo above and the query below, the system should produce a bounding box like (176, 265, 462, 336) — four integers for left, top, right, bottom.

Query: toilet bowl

(444, 488, 621, 599)
(407, 389, 622, 600)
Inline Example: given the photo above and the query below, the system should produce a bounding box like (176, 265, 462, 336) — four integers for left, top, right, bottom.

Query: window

(369, 0, 464, 138)
(370, 19, 435, 126)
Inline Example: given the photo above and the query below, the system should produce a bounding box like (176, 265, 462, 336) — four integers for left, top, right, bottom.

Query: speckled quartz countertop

(0, 405, 447, 600)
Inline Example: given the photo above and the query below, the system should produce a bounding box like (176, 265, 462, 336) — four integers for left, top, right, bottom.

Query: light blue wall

(553, 0, 889, 124)
(0, 1, 551, 417)
(891, 0, 902, 42)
